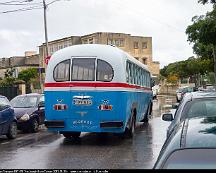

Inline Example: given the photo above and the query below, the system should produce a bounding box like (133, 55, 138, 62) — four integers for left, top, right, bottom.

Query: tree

(198, 0, 216, 4)
(167, 75, 178, 85)
(186, 6, 216, 86)
(18, 68, 38, 93)
(0, 68, 16, 87)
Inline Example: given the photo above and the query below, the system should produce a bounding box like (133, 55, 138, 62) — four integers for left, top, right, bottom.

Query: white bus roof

(45, 44, 150, 83)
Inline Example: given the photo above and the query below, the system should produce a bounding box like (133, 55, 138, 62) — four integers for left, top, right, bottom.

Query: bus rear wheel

(143, 102, 152, 123)
(124, 115, 136, 138)
(62, 132, 81, 139)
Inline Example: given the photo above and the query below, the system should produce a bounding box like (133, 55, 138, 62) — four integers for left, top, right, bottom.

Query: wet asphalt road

(0, 95, 176, 169)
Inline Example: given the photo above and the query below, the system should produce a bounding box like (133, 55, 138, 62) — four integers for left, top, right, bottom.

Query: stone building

(39, 32, 160, 76)
(0, 52, 39, 79)
(39, 36, 81, 68)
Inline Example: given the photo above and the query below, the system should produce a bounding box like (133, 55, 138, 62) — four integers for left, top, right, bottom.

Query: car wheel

(6, 121, 17, 139)
(31, 118, 39, 133)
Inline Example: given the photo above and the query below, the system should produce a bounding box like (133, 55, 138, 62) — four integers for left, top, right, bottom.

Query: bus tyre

(6, 121, 17, 139)
(143, 102, 152, 123)
(125, 115, 136, 138)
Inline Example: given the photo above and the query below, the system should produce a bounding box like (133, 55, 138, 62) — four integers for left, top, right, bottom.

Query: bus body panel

(45, 44, 153, 134)
(45, 88, 152, 133)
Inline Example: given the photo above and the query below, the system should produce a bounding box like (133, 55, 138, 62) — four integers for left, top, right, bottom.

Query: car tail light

(53, 104, 68, 110)
(99, 104, 113, 110)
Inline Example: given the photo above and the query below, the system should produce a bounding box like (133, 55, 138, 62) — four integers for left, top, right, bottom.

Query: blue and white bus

(44, 44, 153, 138)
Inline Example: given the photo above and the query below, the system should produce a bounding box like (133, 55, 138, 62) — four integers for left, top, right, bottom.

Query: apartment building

(39, 32, 160, 76)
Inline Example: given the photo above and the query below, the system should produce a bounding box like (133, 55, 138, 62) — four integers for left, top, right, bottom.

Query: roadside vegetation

(160, 0, 216, 87)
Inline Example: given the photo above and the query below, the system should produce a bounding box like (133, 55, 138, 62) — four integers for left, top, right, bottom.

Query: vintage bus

(44, 44, 153, 138)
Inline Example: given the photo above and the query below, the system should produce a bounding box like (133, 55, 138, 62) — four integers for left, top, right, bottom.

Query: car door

(0, 97, 13, 133)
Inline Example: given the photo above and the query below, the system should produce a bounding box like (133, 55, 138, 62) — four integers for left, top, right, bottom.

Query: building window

(107, 39, 112, 45)
(64, 42, 68, 48)
(143, 57, 147, 64)
(120, 39, 124, 47)
(142, 42, 147, 49)
(88, 38, 94, 44)
(134, 42, 139, 49)
(49, 46, 54, 55)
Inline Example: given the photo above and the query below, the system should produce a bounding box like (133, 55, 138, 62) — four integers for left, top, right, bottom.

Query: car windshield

(176, 88, 184, 92)
(186, 99, 216, 118)
(0, 97, 10, 110)
(11, 96, 38, 108)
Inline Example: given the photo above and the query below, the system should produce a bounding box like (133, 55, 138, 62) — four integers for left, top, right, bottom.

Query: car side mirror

(38, 101, 45, 108)
(172, 103, 179, 109)
(162, 113, 174, 122)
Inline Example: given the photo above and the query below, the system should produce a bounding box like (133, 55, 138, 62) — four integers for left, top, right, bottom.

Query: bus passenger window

(72, 58, 95, 81)
(97, 59, 114, 82)
(53, 59, 70, 82)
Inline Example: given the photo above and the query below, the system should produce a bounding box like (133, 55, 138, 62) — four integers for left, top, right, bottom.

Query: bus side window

(129, 63, 133, 84)
(143, 70, 147, 87)
(53, 59, 70, 82)
(126, 61, 129, 83)
(96, 59, 114, 82)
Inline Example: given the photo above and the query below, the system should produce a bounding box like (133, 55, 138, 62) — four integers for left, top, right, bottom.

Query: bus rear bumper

(100, 121, 123, 128)
(45, 120, 64, 128)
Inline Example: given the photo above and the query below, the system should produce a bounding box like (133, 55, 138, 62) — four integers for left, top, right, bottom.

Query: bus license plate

(73, 99, 92, 105)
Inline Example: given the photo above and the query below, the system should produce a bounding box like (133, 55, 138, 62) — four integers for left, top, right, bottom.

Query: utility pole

(39, 0, 49, 93)
(213, 46, 216, 89)
(43, 0, 49, 58)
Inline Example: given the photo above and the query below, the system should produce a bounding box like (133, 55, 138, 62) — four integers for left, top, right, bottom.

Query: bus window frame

(96, 59, 114, 82)
(53, 59, 71, 82)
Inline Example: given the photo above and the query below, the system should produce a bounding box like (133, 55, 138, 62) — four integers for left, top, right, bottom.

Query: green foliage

(186, 7, 216, 59)
(18, 68, 38, 83)
(160, 57, 213, 85)
(0, 68, 16, 87)
(198, 0, 216, 4)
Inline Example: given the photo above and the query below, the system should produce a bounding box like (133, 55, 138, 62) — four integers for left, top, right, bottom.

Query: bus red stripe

(44, 82, 151, 91)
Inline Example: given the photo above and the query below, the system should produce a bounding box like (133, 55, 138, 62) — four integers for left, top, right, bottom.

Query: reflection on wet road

(0, 95, 176, 169)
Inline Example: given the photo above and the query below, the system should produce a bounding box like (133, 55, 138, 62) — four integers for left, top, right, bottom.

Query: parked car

(176, 86, 196, 102)
(10, 93, 45, 133)
(0, 95, 17, 139)
(154, 91, 216, 169)
(163, 91, 216, 138)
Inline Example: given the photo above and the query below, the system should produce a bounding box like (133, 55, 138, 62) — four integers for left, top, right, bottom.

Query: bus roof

(48, 44, 149, 71)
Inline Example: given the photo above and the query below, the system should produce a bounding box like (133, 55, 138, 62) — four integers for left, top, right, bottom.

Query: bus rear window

(97, 59, 113, 82)
(71, 58, 95, 81)
(53, 59, 70, 82)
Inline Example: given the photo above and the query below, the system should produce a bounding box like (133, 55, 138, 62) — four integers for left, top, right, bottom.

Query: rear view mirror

(162, 113, 174, 122)
(172, 103, 179, 109)
(38, 101, 45, 108)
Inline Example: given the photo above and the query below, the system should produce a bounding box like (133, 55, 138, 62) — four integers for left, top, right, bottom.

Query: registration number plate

(73, 99, 92, 105)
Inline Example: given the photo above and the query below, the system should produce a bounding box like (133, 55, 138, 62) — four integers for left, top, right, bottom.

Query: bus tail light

(99, 104, 113, 110)
(53, 104, 68, 110)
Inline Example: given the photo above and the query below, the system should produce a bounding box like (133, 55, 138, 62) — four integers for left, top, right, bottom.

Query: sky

(0, 0, 214, 68)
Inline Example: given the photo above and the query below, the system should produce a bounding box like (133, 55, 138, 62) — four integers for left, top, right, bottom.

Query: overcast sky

(0, 0, 213, 68)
